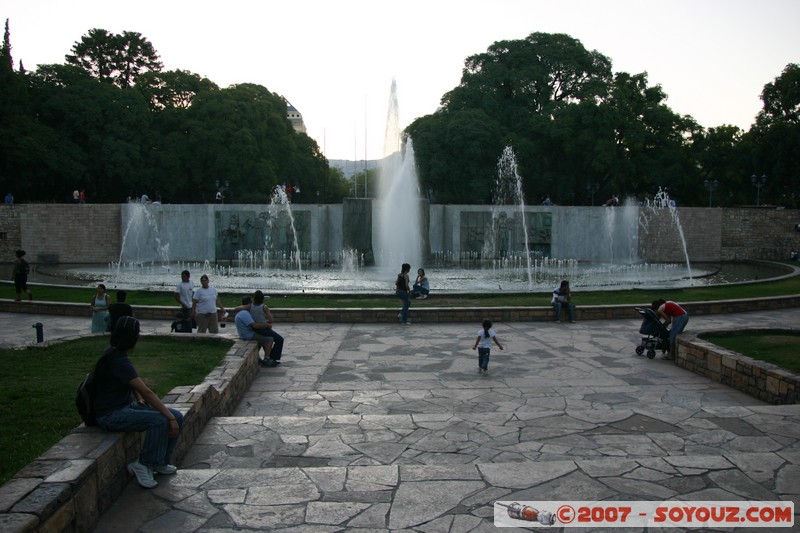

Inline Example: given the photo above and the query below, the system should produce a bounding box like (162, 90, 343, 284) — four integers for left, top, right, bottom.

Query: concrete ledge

(677, 329, 799, 404)
(0, 337, 262, 533)
(2, 294, 799, 322)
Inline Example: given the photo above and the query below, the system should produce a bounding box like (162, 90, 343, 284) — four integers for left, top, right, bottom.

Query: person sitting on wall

(551, 280, 575, 323)
(412, 268, 430, 299)
(233, 295, 276, 366)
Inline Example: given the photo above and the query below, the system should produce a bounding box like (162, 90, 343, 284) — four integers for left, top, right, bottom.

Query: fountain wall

(1, 203, 798, 266)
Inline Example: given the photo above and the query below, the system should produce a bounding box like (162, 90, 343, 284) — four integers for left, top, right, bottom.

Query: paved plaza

(2, 309, 799, 531)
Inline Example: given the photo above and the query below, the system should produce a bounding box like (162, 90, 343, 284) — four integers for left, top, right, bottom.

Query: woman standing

(90, 284, 110, 333)
(395, 263, 412, 325)
(191, 274, 225, 333)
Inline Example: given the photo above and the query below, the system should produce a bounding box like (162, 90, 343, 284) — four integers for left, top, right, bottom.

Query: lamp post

(751, 174, 767, 206)
(586, 183, 600, 206)
(703, 179, 719, 207)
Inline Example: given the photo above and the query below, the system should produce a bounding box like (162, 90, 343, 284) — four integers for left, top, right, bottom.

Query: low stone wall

(2, 295, 800, 323)
(0, 338, 262, 533)
(677, 330, 799, 404)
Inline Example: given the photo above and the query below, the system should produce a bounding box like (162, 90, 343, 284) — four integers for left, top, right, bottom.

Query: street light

(586, 183, 600, 206)
(703, 179, 719, 207)
(751, 174, 767, 206)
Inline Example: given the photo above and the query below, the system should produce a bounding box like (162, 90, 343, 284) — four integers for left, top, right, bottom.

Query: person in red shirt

(652, 299, 689, 361)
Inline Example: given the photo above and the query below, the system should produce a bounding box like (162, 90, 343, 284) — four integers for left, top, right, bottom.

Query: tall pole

(364, 95, 368, 199)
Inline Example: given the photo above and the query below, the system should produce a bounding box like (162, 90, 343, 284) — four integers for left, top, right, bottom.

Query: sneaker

(569, 320, 576, 323)
(484, 369, 489, 375)
(662, 354, 675, 361)
(153, 464, 178, 475)
(127, 460, 157, 488)
(263, 359, 279, 367)
(403, 321, 411, 325)
(554, 320, 561, 324)
(421, 294, 428, 300)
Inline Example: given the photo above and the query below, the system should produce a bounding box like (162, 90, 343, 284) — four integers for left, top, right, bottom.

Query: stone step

(182, 402, 800, 471)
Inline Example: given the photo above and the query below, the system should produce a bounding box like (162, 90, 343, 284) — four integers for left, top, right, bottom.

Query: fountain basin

(28, 261, 793, 294)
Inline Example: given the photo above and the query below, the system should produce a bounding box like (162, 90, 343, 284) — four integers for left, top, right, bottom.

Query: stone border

(0, 337, 262, 533)
(677, 329, 799, 404)
(2, 294, 800, 323)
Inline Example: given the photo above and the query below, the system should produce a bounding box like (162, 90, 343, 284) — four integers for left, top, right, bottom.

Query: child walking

(472, 319, 503, 375)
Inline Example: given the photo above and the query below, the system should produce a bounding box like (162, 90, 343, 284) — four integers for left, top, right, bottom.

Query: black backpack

(75, 348, 115, 426)
(75, 372, 99, 426)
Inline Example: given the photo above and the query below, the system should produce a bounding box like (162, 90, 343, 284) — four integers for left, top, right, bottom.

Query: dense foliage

(407, 33, 799, 207)
(1, 24, 798, 207)
(0, 23, 350, 204)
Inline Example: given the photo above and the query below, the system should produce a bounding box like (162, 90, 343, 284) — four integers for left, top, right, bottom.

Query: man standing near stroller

(652, 299, 688, 360)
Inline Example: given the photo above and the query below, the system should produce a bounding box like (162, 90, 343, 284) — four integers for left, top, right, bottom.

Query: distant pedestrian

(173, 270, 194, 322)
(90, 284, 111, 333)
(107, 290, 134, 332)
(395, 263, 412, 324)
(79, 189, 86, 204)
(472, 318, 503, 375)
(12, 249, 32, 301)
(5, 192, 13, 207)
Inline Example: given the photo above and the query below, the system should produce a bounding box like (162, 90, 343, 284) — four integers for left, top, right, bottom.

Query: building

(285, 99, 307, 133)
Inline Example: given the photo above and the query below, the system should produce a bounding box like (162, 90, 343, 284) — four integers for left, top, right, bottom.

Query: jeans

(262, 328, 284, 360)
(396, 290, 410, 322)
(412, 284, 429, 295)
(669, 313, 689, 347)
(553, 302, 574, 322)
(97, 403, 184, 468)
(478, 347, 490, 370)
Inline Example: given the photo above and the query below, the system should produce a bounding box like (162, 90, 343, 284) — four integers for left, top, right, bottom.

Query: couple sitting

(233, 290, 284, 367)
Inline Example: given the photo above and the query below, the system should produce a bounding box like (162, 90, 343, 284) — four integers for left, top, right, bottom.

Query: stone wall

(0, 338, 261, 533)
(1, 204, 798, 265)
(678, 330, 799, 404)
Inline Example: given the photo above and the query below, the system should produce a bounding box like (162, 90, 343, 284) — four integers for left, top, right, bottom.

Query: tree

(750, 64, 800, 207)
(137, 69, 219, 111)
(66, 29, 162, 88)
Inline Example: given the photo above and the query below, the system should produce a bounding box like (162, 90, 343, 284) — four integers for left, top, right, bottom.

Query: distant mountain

(328, 159, 380, 179)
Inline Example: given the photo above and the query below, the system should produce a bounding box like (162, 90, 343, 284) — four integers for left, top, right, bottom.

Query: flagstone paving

(3, 309, 797, 531)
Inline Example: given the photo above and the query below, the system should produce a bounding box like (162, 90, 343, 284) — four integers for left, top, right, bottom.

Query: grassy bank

(0, 336, 232, 485)
(701, 331, 800, 374)
(3, 270, 800, 309)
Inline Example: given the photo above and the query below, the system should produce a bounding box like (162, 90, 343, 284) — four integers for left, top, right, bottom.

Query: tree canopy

(408, 32, 797, 207)
(0, 23, 348, 204)
(0, 24, 796, 208)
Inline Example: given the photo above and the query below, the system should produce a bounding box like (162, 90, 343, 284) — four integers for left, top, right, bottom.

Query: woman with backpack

(93, 317, 184, 488)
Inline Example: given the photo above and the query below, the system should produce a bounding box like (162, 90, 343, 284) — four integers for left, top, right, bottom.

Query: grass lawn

(2, 265, 799, 309)
(0, 336, 232, 485)
(701, 332, 800, 374)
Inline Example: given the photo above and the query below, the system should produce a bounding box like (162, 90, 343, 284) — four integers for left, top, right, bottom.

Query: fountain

(377, 80, 422, 271)
(48, 84, 787, 294)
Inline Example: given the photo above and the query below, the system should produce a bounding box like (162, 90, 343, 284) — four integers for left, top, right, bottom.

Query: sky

(3, 0, 799, 161)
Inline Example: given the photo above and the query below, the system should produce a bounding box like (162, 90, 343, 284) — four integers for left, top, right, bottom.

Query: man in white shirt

(173, 270, 194, 322)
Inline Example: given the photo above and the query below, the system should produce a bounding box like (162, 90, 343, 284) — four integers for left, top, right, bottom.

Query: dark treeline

(0, 23, 351, 204)
(407, 33, 799, 207)
(1, 25, 798, 207)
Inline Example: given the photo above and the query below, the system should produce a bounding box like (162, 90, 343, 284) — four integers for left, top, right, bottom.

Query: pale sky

(3, 0, 799, 161)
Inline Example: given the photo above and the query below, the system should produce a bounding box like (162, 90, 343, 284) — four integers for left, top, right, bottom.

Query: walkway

(2, 310, 799, 531)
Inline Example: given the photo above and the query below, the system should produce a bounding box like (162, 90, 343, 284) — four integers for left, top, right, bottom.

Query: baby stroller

(635, 307, 670, 359)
